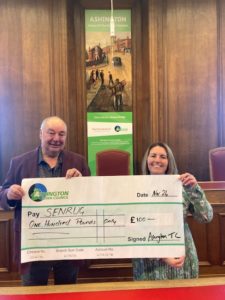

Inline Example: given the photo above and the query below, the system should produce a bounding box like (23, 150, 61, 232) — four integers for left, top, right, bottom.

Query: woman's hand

(163, 256, 185, 268)
(179, 173, 197, 188)
(66, 168, 82, 179)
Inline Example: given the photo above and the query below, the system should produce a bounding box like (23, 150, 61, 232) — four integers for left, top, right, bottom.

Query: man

(113, 79, 124, 111)
(0, 116, 90, 286)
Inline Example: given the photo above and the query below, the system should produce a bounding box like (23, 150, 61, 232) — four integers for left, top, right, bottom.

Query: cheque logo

(28, 183, 47, 202)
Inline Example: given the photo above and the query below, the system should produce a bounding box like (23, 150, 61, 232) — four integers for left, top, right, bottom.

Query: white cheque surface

(21, 175, 185, 263)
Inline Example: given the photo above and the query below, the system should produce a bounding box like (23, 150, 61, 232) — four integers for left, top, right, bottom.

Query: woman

(133, 142, 213, 280)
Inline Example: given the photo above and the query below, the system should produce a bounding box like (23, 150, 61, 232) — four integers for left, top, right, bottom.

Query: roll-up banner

(85, 9, 133, 175)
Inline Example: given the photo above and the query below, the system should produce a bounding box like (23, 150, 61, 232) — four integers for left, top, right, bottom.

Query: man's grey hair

(40, 116, 67, 131)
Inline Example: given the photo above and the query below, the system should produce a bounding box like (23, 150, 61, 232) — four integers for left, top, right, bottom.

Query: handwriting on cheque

(26, 191, 181, 245)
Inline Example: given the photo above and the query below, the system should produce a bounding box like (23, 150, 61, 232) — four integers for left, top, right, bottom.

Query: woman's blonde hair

(141, 142, 178, 175)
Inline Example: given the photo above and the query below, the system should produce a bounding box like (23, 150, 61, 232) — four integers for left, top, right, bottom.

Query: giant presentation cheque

(21, 175, 185, 263)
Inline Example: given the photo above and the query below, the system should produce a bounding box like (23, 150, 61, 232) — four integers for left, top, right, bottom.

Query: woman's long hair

(141, 142, 178, 175)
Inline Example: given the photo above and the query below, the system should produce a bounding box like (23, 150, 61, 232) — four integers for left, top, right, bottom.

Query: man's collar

(38, 147, 63, 165)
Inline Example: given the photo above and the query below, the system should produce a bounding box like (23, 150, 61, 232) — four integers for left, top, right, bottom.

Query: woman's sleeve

(183, 184, 213, 223)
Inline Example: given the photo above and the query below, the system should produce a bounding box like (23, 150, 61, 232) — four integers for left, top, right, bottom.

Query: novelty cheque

(21, 175, 185, 263)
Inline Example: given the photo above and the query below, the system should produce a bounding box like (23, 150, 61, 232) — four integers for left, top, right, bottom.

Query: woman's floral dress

(133, 184, 213, 280)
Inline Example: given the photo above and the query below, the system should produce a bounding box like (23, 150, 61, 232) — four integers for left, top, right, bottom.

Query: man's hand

(7, 184, 25, 200)
(65, 168, 82, 179)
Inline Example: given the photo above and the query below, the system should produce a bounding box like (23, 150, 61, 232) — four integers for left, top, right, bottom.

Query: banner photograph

(85, 9, 132, 112)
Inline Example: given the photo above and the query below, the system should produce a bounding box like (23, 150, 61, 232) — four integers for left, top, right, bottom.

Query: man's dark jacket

(0, 147, 90, 268)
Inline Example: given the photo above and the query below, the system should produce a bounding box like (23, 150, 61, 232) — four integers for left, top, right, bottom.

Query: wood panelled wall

(148, 0, 219, 180)
(1, 0, 225, 182)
